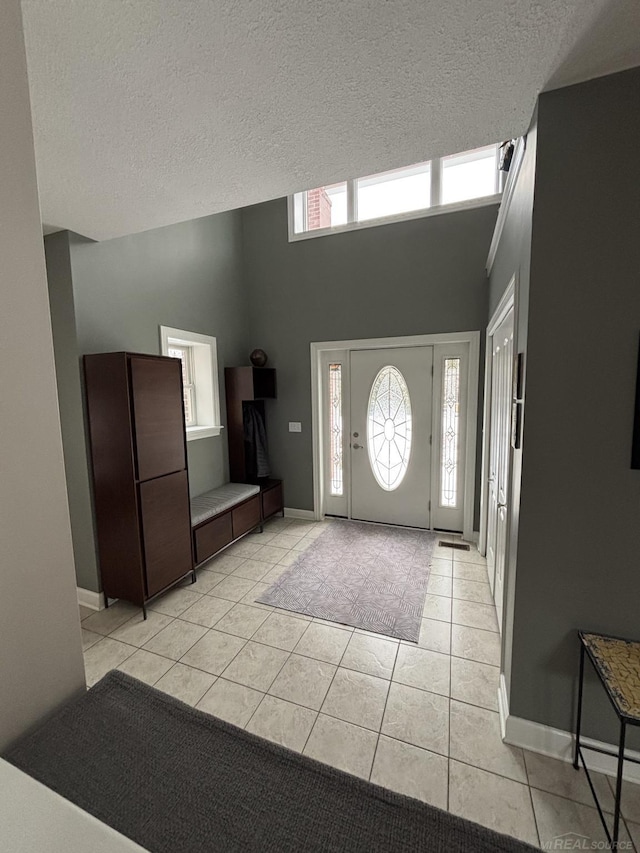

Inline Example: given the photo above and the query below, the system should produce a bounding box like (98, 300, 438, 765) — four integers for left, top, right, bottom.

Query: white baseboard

(77, 587, 104, 611)
(498, 673, 509, 740)
(498, 676, 640, 783)
(284, 507, 317, 520)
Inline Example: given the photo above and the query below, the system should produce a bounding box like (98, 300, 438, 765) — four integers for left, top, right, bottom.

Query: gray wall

(46, 211, 248, 592)
(508, 68, 640, 744)
(487, 114, 538, 697)
(0, 0, 85, 751)
(242, 198, 498, 513)
(45, 232, 100, 591)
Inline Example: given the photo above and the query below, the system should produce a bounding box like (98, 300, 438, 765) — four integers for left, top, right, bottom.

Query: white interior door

(350, 347, 433, 528)
(486, 309, 514, 632)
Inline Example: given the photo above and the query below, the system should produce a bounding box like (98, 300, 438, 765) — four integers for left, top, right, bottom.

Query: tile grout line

(447, 605, 453, 812)
(368, 638, 401, 783)
(521, 741, 541, 847)
(299, 624, 354, 760)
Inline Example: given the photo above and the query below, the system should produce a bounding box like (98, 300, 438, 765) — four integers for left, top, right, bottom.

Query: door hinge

(429, 434, 432, 445)
(428, 500, 431, 511)
(431, 364, 434, 377)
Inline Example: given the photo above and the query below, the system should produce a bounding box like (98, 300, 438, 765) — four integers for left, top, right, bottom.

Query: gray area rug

(257, 519, 436, 641)
(5, 671, 537, 853)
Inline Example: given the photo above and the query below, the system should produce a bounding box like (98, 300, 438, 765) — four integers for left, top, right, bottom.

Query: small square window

(441, 145, 498, 205)
(294, 182, 348, 233)
(356, 163, 431, 222)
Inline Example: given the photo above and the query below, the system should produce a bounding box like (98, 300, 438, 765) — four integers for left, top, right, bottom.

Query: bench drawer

(232, 495, 261, 539)
(194, 512, 233, 565)
(262, 483, 283, 520)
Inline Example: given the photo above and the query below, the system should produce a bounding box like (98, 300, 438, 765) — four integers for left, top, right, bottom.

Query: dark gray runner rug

(257, 519, 436, 641)
(5, 671, 536, 853)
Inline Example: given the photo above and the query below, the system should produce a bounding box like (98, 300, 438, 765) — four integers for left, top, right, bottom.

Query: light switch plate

(288, 422, 302, 433)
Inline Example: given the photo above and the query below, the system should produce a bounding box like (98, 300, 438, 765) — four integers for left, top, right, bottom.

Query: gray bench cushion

(190, 483, 260, 526)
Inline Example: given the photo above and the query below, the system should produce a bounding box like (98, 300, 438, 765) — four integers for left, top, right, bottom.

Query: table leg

(613, 720, 626, 845)
(574, 643, 585, 770)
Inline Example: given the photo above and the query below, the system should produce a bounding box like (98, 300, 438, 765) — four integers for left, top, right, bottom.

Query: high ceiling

(21, 0, 640, 241)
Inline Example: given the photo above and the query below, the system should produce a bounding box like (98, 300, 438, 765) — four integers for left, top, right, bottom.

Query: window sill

(186, 425, 223, 441)
(287, 193, 502, 242)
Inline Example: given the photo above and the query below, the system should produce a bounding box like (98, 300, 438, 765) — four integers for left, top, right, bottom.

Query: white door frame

(479, 277, 516, 557)
(310, 331, 480, 540)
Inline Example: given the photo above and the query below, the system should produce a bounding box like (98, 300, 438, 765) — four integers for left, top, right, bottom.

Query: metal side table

(575, 631, 640, 846)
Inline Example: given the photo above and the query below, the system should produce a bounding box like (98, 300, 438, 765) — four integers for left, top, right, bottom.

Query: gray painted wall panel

(509, 68, 640, 745)
(242, 198, 498, 514)
(46, 212, 248, 592)
(45, 232, 100, 591)
(487, 114, 538, 697)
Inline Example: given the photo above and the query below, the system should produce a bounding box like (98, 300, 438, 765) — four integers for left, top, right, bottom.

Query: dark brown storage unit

(260, 479, 284, 522)
(224, 366, 284, 521)
(192, 491, 264, 566)
(84, 352, 194, 616)
(225, 366, 277, 483)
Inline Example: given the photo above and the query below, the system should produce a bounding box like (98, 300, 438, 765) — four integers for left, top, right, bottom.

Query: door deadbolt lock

(353, 432, 359, 438)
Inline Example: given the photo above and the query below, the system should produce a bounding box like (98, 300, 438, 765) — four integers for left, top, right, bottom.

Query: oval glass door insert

(367, 365, 412, 490)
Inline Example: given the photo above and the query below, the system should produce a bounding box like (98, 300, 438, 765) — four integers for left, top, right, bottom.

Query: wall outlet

(288, 422, 302, 433)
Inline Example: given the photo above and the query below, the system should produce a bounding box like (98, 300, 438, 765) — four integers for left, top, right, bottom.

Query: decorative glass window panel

(442, 145, 498, 205)
(440, 357, 461, 507)
(357, 163, 431, 222)
(367, 366, 412, 491)
(168, 344, 196, 426)
(328, 363, 343, 496)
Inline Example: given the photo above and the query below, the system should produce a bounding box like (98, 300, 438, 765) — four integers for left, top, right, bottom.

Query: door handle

(352, 443, 363, 450)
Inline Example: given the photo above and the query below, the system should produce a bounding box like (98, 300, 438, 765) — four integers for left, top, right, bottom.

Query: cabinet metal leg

(142, 604, 147, 621)
(104, 596, 110, 610)
(191, 569, 197, 584)
(613, 720, 626, 844)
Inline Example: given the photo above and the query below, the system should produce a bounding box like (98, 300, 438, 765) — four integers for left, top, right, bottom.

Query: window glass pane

(168, 344, 195, 426)
(440, 357, 461, 507)
(357, 163, 430, 222)
(328, 364, 343, 496)
(367, 366, 412, 491)
(442, 145, 497, 205)
(302, 182, 347, 231)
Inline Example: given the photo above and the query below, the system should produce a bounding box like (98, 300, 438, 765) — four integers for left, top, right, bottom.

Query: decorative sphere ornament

(250, 348, 268, 367)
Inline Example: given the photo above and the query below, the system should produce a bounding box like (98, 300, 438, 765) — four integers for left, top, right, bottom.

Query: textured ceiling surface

(21, 0, 640, 241)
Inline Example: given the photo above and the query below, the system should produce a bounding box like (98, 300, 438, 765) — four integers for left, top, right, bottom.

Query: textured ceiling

(21, 0, 640, 241)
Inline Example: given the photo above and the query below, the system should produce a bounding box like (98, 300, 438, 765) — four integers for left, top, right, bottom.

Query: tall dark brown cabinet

(84, 352, 194, 615)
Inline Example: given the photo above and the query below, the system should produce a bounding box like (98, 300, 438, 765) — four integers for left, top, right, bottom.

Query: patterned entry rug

(256, 519, 437, 641)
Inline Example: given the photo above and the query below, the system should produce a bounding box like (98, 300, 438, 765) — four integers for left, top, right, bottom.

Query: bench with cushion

(191, 482, 279, 567)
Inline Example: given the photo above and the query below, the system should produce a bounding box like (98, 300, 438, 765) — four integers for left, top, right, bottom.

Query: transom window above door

(289, 144, 501, 240)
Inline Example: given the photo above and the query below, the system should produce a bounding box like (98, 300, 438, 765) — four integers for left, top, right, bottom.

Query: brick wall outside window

(306, 187, 332, 229)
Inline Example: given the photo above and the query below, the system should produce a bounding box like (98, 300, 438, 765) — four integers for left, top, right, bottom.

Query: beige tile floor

(80, 517, 640, 850)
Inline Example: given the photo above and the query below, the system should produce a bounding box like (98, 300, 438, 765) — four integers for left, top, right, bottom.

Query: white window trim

(288, 145, 502, 242)
(310, 331, 480, 541)
(288, 193, 502, 242)
(159, 326, 223, 440)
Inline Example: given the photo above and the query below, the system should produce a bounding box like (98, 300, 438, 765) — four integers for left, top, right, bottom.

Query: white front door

(486, 309, 514, 632)
(350, 347, 433, 528)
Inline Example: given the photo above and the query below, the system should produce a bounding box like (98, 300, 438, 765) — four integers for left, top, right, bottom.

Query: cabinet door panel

(130, 356, 186, 482)
(139, 471, 193, 597)
(262, 483, 283, 520)
(194, 513, 233, 565)
(232, 495, 261, 539)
